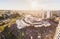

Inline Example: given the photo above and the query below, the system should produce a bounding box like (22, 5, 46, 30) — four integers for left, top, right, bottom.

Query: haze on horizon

(0, 0, 60, 10)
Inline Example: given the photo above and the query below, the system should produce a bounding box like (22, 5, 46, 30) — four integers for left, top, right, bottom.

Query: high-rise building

(46, 10, 51, 19)
(53, 20, 60, 39)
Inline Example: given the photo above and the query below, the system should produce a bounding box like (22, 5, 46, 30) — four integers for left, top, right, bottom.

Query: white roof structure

(16, 15, 51, 29)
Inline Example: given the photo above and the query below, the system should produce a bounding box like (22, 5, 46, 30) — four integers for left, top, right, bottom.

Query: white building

(46, 10, 51, 19)
(53, 20, 60, 39)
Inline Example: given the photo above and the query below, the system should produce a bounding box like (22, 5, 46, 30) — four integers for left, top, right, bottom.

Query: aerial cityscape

(0, 10, 60, 39)
(0, 0, 60, 39)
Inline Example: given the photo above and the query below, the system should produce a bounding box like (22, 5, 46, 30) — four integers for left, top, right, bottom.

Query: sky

(0, 0, 60, 10)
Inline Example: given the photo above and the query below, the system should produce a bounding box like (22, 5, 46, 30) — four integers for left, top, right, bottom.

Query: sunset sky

(0, 0, 60, 10)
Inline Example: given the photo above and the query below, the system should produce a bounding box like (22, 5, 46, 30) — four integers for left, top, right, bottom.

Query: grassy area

(0, 26, 5, 32)
(0, 15, 20, 32)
